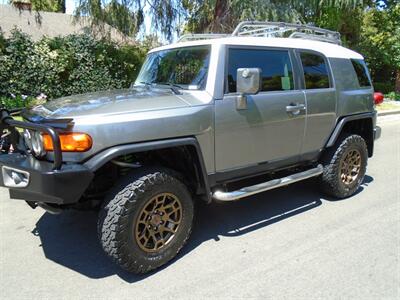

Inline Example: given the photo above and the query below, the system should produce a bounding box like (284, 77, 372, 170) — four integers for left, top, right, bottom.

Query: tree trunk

(58, 0, 66, 13)
(396, 69, 400, 93)
(212, 0, 228, 32)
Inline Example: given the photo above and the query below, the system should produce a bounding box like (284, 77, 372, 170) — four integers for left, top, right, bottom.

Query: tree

(25, 0, 66, 13)
(75, 0, 186, 39)
(357, 2, 400, 92)
(183, 1, 366, 35)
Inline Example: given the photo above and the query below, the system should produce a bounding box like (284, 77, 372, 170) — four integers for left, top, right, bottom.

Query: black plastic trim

(326, 111, 376, 147)
(0, 153, 94, 204)
(84, 137, 212, 201)
(209, 155, 303, 185)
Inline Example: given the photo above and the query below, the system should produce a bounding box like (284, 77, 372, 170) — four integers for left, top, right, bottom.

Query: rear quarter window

(300, 52, 331, 89)
(350, 59, 372, 87)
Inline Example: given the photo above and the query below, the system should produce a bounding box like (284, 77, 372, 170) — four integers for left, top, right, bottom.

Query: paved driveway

(0, 115, 399, 299)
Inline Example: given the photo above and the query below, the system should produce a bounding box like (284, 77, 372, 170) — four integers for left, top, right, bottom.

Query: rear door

(297, 51, 337, 158)
(214, 47, 306, 172)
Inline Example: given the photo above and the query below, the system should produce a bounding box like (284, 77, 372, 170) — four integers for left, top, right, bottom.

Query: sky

(65, 0, 75, 14)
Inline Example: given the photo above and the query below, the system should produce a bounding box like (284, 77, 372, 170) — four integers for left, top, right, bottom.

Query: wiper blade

(151, 82, 183, 95)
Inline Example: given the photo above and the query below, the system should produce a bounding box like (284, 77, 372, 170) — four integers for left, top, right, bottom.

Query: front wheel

(98, 168, 194, 273)
(320, 134, 368, 199)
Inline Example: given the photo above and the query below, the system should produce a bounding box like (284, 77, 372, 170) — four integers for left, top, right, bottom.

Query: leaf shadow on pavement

(32, 175, 373, 283)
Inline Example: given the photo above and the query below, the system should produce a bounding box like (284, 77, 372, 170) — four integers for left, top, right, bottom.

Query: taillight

(43, 132, 92, 152)
(373, 92, 384, 105)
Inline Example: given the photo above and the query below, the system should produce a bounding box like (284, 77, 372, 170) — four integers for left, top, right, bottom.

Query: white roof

(150, 37, 363, 60)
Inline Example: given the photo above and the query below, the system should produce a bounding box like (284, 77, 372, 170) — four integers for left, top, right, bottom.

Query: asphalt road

(1, 115, 399, 299)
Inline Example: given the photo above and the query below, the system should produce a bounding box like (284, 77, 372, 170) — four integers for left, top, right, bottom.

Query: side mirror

(236, 68, 261, 110)
(237, 68, 262, 95)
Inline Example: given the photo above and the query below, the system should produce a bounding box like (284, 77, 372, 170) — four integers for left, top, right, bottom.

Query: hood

(24, 88, 202, 121)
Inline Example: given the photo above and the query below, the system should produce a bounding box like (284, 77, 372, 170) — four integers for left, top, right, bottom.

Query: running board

(212, 165, 323, 201)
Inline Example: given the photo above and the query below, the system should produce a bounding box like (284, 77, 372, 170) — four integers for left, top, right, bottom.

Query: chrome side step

(212, 165, 323, 201)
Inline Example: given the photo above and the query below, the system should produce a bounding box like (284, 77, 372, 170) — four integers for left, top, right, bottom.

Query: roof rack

(178, 21, 341, 45)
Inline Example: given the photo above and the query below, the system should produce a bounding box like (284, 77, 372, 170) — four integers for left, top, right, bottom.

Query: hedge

(0, 29, 147, 106)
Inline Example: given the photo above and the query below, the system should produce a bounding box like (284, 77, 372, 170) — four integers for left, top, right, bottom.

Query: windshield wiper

(133, 81, 151, 88)
(151, 82, 183, 95)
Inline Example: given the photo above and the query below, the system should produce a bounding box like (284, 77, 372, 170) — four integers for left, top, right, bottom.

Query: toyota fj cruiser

(0, 22, 381, 273)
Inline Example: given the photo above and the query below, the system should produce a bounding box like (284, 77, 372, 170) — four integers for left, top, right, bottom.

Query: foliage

(31, 0, 65, 12)
(0, 95, 33, 110)
(373, 82, 395, 94)
(0, 29, 146, 102)
(75, 0, 185, 40)
(385, 92, 400, 101)
(182, 0, 366, 35)
(356, 2, 400, 91)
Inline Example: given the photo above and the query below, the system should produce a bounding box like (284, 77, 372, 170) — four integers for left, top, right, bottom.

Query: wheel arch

(325, 112, 376, 157)
(84, 137, 212, 202)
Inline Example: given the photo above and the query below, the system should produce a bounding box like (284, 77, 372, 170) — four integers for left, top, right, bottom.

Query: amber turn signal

(43, 132, 93, 152)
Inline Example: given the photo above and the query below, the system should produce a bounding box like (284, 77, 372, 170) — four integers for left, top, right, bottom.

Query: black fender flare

(84, 137, 211, 201)
(325, 112, 376, 148)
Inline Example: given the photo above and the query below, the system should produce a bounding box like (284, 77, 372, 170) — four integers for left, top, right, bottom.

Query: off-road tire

(98, 168, 194, 274)
(320, 134, 368, 199)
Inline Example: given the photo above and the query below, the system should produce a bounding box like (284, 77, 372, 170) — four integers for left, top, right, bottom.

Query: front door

(215, 47, 306, 172)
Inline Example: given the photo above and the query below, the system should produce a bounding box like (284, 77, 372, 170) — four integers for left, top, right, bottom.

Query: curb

(377, 109, 400, 117)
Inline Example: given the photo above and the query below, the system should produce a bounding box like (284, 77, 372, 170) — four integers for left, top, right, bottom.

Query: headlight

(31, 131, 46, 157)
(23, 130, 33, 150)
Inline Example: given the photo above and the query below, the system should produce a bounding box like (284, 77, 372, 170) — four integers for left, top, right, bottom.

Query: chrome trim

(213, 165, 323, 201)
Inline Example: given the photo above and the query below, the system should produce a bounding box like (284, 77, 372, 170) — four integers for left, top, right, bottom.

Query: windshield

(135, 45, 211, 90)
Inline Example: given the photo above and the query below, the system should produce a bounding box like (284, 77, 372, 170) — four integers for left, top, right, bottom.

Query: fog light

(2, 166, 30, 188)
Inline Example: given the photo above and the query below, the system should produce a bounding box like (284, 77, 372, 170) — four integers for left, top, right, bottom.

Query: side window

(351, 59, 371, 87)
(227, 48, 294, 93)
(300, 52, 331, 89)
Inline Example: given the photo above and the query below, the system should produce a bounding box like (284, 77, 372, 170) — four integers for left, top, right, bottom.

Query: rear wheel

(98, 168, 194, 273)
(320, 134, 368, 199)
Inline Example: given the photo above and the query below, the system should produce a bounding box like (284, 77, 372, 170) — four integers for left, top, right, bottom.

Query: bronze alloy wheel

(340, 149, 362, 185)
(135, 193, 182, 253)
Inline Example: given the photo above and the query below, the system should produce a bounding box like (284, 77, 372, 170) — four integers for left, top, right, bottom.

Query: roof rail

(177, 21, 341, 45)
(178, 33, 229, 42)
(232, 21, 341, 45)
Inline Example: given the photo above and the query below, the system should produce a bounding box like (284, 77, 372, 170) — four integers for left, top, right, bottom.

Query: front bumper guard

(0, 109, 93, 204)
(1, 109, 63, 170)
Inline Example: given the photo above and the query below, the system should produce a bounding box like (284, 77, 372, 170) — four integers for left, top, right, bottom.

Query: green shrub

(373, 82, 394, 94)
(385, 92, 400, 101)
(0, 29, 146, 105)
(0, 96, 35, 110)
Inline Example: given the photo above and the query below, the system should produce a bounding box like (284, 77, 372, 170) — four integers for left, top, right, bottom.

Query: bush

(0, 95, 35, 110)
(385, 92, 400, 101)
(373, 82, 394, 94)
(0, 29, 146, 104)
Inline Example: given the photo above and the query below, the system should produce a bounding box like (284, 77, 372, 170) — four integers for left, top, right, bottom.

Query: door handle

(286, 104, 306, 115)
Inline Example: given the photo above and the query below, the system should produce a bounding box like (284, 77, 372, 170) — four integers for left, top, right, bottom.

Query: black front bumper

(0, 153, 94, 204)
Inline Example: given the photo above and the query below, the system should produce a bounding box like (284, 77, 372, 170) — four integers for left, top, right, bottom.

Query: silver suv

(0, 22, 381, 273)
